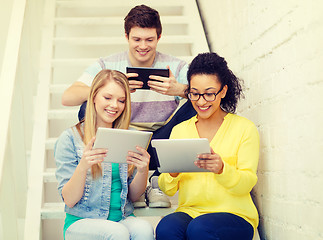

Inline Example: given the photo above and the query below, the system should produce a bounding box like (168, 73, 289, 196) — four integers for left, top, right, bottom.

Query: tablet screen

(126, 67, 169, 90)
(93, 128, 152, 163)
(151, 138, 211, 173)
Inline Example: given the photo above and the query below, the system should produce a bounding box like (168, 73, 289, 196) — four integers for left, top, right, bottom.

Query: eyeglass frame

(187, 85, 224, 102)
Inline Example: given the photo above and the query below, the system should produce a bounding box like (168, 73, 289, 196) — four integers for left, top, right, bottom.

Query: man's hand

(147, 66, 187, 97)
(126, 72, 143, 93)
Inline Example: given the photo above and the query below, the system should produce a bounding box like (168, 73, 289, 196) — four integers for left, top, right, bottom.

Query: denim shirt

(54, 126, 135, 219)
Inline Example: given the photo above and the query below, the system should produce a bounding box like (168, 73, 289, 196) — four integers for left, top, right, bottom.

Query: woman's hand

(127, 147, 150, 201)
(195, 148, 224, 174)
(169, 173, 179, 177)
(79, 137, 107, 172)
(61, 137, 107, 208)
(127, 146, 150, 174)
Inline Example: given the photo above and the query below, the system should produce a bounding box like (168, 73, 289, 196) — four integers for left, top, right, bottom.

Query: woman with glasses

(156, 52, 259, 240)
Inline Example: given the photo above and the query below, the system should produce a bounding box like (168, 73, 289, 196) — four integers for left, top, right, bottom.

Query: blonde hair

(76, 69, 134, 179)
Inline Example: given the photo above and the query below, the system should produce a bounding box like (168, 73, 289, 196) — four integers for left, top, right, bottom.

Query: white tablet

(151, 138, 211, 173)
(93, 128, 152, 163)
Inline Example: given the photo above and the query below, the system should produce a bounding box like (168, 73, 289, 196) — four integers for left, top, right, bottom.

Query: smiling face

(190, 74, 227, 121)
(94, 80, 126, 128)
(126, 26, 160, 67)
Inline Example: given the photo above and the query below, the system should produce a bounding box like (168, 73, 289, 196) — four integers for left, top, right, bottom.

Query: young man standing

(62, 5, 196, 208)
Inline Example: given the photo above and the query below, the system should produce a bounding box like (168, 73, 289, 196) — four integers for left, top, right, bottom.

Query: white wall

(198, 0, 323, 239)
(0, 0, 13, 70)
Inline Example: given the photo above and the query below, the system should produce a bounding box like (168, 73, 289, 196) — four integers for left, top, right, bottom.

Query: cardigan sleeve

(215, 122, 259, 195)
(158, 173, 182, 196)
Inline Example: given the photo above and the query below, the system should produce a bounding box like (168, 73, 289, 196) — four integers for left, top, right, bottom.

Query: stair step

(51, 58, 97, 67)
(55, 16, 189, 25)
(51, 56, 194, 68)
(54, 36, 194, 45)
(43, 168, 57, 183)
(46, 138, 57, 150)
(50, 84, 69, 93)
(134, 205, 177, 217)
(41, 202, 178, 219)
(42, 203, 65, 219)
(56, 1, 185, 9)
(48, 108, 79, 120)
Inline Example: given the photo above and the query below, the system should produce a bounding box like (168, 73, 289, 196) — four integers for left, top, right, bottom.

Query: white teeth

(199, 106, 210, 110)
(138, 51, 148, 55)
(106, 110, 117, 115)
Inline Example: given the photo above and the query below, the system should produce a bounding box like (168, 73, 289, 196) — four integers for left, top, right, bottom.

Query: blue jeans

(65, 216, 154, 240)
(78, 100, 197, 171)
(156, 212, 254, 240)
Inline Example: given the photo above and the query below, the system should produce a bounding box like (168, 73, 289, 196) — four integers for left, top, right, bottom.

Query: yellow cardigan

(158, 113, 259, 230)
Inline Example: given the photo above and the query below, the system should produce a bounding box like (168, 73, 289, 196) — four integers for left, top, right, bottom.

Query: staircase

(24, 0, 209, 239)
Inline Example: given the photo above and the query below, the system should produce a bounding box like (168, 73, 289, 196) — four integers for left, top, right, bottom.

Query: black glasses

(188, 86, 223, 102)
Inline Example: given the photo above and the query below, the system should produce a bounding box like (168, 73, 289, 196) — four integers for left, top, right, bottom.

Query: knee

(156, 217, 173, 239)
(187, 218, 213, 239)
(131, 220, 154, 239)
(156, 212, 193, 240)
(108, 225, 130, 240)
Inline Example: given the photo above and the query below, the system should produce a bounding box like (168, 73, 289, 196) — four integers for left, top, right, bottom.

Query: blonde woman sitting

(55, 69, 154, 240)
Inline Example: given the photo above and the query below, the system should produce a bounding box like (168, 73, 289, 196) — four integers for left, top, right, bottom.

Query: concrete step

(46, 138, 57, 150)
(56, 1, 186, 9)
(43, 168, 57, 183)
(55, 16, 189, 25)
(41, 202, 178, 219)
(51, 58, 97, 67)
(51, 56, 194, 68)
(54, 35, 194, 46)
(48, 108, 79, 120)
(50, 84, 69, 94)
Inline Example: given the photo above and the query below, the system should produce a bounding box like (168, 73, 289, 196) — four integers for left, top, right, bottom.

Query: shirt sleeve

(215, 123, 260, 196)
(77, 61, 103, 86)
(158, 173, 182, 196)
(174, 61, 188, 100)
(54, 130, 79, 199)
(176, 61, 189, 85)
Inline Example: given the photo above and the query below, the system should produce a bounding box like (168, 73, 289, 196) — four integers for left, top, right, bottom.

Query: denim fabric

(65, 216, 154, 240)
(54, 126, 135, 219)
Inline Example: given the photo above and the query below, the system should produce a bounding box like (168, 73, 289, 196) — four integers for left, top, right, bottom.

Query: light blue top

(54, 126, 136, 220)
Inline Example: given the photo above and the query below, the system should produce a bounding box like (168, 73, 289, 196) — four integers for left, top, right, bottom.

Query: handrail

(23, 0, 56, 238)
(0, 0, 27, 185)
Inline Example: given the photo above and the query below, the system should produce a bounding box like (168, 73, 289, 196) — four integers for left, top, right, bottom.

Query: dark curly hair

(124, 5, 162, 39)
(186, 52, 243, 113)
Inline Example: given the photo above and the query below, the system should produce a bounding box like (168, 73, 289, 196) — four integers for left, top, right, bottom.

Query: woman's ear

(221, 85, 228, 99)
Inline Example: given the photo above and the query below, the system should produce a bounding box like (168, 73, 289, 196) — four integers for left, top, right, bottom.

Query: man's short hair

(124, 4, 162, 39)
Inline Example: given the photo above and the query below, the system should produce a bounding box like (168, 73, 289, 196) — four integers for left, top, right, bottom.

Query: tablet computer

(151, 138, 211, 173)
(126, 67, 169, 90)
(93, 128, 152, 163)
